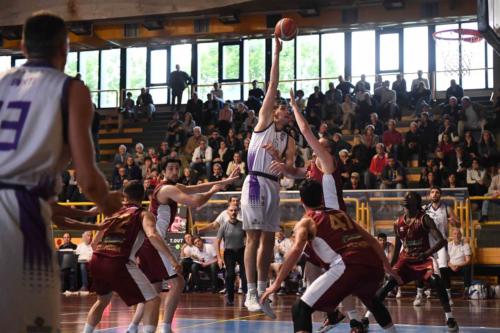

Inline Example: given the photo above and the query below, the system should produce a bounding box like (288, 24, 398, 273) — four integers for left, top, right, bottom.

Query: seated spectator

(112, 144, 130, 165)
(208, 130, 223, 151)
(233, 103, 248, 133)
(190, 237, 220, 292)
(361, 124, 379, 149)
(411, 82, 431, 114)
(242, 110, 258, 132)
(446, 173, 459, 188)
(213, 141, 232, 172)
(350, 135, 372, 174)
(480, 164, 500, 222)
(460, 97, 485, 137)
(377, 233, 395, 262)
(183, 112, 196, 138)
(445, 228, 472, 298)
(318, 122, 329, 139)
(190, 139, 212, 178)
(374, 74, 383, 91)
(343, 171, 365, 190)
(365, 143, 387, 189)
(226, 152, 245, 190)
(166, 111, 185, 148)
(240, 138, 251, 172)
(136, 87, 155, 121)
(438, 133, 455, 157)
(121, 91, 136, 120)
(382, 119, 403, 159)
(111, 166, 127, 190)
(218, 102, 233, 137)
(208, 163, 226, 182)
(59, 233, 77, 292)
(376, 81, 399, 121)
(184, 126, 206, 159)
(141, 157, 156, 179)
(186, 92, 204, 126)
(338, 149, 353, 185)
(420, 170, 440, 188)
(270, 228, 293, 296)
(340, 94, 356, 133)
(411, 70, 430, 91)
(418, 112, 438, 161)
(467, 158, 488, 197)
(354, 74, 370, 95)
(369, 112, 384, 136)
(438, 115, 460, 143)
(380, 154, 406, 189)
(203, 93, 221, 126)
(124, 156, 142, 181)
(75, 231, 93, 292)
(275, 89, 287, 105)
(355, 92, 374, 131)
(478, 130, 498, 168)
(179, 167, 200, 186)
(446, 79, 464, 103)
(226, 128, 242, 152)
(442, 96, 462, 125)
(305, 86, 324, 118)
(248, 79, 265, 101)
(211, 82, 223, 100)
(323, 82, 343, 121)
(133, 143, 146, 166)
(401, 121, 421, 167)
(392, 74, 408, 107)
(158, 141, 171, 164)
(462, 131, 479, 160)
(434, 148, 450, 178)
(332, 132, 351, 155)
(180, 233, 196, 291)
(336, 75, 355, 97)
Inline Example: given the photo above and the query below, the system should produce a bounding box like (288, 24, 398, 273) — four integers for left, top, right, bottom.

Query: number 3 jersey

(305, 209, 381, 268)
(0, 63, 70, 189)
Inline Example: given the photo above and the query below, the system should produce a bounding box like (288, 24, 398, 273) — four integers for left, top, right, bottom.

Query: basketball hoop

(432, 28, 484, 77)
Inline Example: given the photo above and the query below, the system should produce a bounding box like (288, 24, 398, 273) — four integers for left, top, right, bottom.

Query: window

(435, 24, 459, 91)
(0, 56, 10, 72)
(351, 30, 376, 88)
(461, 22, 486, 90)
(14, 58, 27, 67)
(243, 39, 265, 99)
(171, 44, 193, 103)
(150, 49, 167, 84)
(197, 42, 219, 99)
(221, 44, 241, 100)
(80, 51, 99, 104)
(297, 35, 320, 95)
(273, 38, 295, 94)
(321, 33, 344, 90)
(126, 47, 147, 93)
(149, 87, 168, 105)
(404, 26, 428, 79)
(487, 44, 494, 88)
(100, 49, 121, 107)
(379, 33, 400, 72)
(65, 52, 78, 77)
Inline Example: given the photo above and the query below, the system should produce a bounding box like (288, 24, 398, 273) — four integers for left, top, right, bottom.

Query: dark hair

(124, 180, 145, 202)
(299, 179, 323, 208)
(164, 158, 181, 167)
(377, 233, 387, 240)
(23, 12, 68, 59)
(429, 186, 442, 194)
(405, 191, 422, 208)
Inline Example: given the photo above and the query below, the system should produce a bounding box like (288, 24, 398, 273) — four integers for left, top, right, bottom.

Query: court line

(177, 313, 266, 330)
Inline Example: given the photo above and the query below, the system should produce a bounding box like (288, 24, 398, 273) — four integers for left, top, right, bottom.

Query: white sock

(364, 311, 372, 319)
(257, 280, 267, 294)
(447, 289, 452, 296)
(417, 288, 424, 296)
(445, 312, 454, 320)
(247, 282, 257, 294)
(384, 324, 397, 332)
(143, 325, 157, 333)
(280, 281, 286, 288)
(127, 323, 139, 333)
(83, 324, 95, 333)
(161, 322, 172, 333)
(347, 310, 359, 321)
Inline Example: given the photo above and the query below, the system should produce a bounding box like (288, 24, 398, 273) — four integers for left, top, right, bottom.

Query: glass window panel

(273, 38, 295, 94)
(197, 42, 219, 100)
(352, 30, 375, 90)
(80, 50, 99, 104)
(435, 24, 459, 91)
(171, 44, 193, 103)
(222, 83, 241, 101)
(150, 49, 167, 84)
(487, 44, 493, 88)
(243, 39, 265, 100)
(100, 49, 121, 108)
(126, 47, 147, 93)
(149, 87, 168, 105)
(461, 22, 486, 89)
(0, 56, 11, 72)
(404, 26, 428, 77)
(15, 58, 27, 67)
(379, 33, 399, 71)
(222, 44, 240, 80)
(65, 52, 78, 77)
(321, 33, 344, 90)
(297, 35, 320, 95)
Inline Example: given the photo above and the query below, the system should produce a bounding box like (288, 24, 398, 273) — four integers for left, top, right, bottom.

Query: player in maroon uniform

(260, 179, 400, 333)
(365, 191, 459, 332)
(82, 181, 182, 333)
(127, 159, 239, 333)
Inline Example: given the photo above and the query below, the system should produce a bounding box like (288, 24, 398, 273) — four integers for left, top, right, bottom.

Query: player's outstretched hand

(101, 191, 123, 216)
(274, 36, 282, 53)
(260, 284, 279, 305)
(224, 167, 241, 183)
(289, 88, 298, 109)
(210, 183, 225, 193)
(269, 160, 286, 175)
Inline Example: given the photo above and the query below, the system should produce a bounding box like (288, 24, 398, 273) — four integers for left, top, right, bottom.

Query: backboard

(477, 0, 500, 55)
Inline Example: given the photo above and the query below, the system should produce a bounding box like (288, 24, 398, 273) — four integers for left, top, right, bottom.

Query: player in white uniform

(241, 36, 296, 316)
(0, 12, 121, 333)
(414, 186, 460, 306)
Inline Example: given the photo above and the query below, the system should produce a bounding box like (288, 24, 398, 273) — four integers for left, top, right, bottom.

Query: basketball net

(433, 29, 483, 78)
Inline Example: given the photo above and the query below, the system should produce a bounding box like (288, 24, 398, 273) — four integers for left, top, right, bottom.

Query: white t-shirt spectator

(75, 242, 93, 263)
(181, 244, 196, 259)
(191, 243, 217, 263)
(448, 240, 472, 266)
(214, 209, 242, 227)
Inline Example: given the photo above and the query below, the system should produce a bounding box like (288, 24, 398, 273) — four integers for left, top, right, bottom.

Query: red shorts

(301, 262, 384, 312)
(89, 254, 157, 306)
(137, 240, 176, 283)
(393, 256, 434, 284)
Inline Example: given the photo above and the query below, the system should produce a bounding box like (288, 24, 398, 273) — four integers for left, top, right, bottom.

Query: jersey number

(329, 213, 354, 231)
(0, 100, 31, 151)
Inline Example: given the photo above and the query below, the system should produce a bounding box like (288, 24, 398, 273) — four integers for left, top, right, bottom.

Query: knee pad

(292, 300, 313, 332)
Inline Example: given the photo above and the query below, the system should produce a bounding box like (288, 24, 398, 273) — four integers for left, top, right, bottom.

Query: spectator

(215, 205, 247, 305)
(179, 167, 200, 186)
(374, 74, 383, 91)
(411, 82, 431, 114)
(411, 70, 430, 91)
(111, 166, 127, 190)
(183, 112, 196, 138)
(184, 126, 207, 158)
(438, 115, 460, 143)
(318, 122, 329, 139)
(233, 103, 248, 133)
(392, 74, 408, 107)
(59, 233, 77, 293)
(213, 141, 232, 172)
(418, 112, 438, 161)
(306, 86, 324, 119)
(248, 80, 265, 101)
(190, 139, 212, 178)
(460, 96, 485, 136)
(442, 96, 462, 126)
(463, 131, 479, 159)
(480, 165, 500, 222)
(361, 124, 379, 149)
(218, 102, 233, 137)
(466, 158, 487, 197)
(168, 64, 192, 111)
(478, 130, 498, 168)
(447, 173, 459, 188)
(340, 94, 356, 133)
(377, 233, 395, 262)
(146, 147, 159, 170)
(438, 133, 455, 157)
(270, 228, 293, 296)
(208, 163, 226, 182)
(166, 111, 185, 148)
(401, 121, 421, 167)
(354, 74, 370, 94)
(121, 91, 136, 121)
(338, 149, 353, 185)
(141, 157, 156, 179)
(208, 130, 223, 152)
(445, 228, 472, 298)
(124, 156, 142, 181)
(180, 233, 196, 291)
(211, 82, 223, 100)
(59, 232, 77, 250)
(75, 231, 93, 292)
(355, 92, 374, 131)
(226, 152, 245, 190)
(369, 113, 385, 136)
(445, 79, 464, 103)
(380, 154, 407, 189)
(331, 132, 351, 155)
(336, 75, 355, 97)
(190, 237, 220, 292)
(343, 171, 365, 190)
(365, 143, 387, 189)
(295, 90, 306, 114)
(382, 119, 403, 158)
(203, 93, 221, 126)
(275, 89, 287, 105)
(136, 87, 155, 121)
(158, 141, 170, 163)
(186, 92, 204, 126)
(377, 81, 399, 121)
(420, 170, 440, 188)
(226, 128, 242, 152)
(240, 138, 251, 172)
(323, 82, 343, 121)
(133, 143, 146, 166)
(242, 109, 258, 132)
(112, 144, 130, 165)
(350, 135, 372, 174)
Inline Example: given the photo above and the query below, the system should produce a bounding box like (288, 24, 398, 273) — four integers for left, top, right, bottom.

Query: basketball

(275, 18, 298, 41)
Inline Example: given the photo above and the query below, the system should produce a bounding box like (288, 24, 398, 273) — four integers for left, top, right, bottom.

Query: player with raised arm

(260, 179, 400, 333)
(0, 12, 121, 333)
(241, 36, 297, 317)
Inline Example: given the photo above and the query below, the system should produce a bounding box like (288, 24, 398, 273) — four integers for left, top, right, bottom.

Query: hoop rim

(432, 28, 483, 43)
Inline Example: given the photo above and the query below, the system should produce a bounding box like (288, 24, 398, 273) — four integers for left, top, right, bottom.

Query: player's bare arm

(391, 233, 403, 266)
(254, 36, 282, 132)
(68, 80, 122, 216)
(141, 210, 182, 275)
(157, 183, 224, 207)
(175, 167, 240, 194)
(422, 215, 447, 258)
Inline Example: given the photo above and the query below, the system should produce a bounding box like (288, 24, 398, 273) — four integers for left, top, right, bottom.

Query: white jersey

(247, 122, 289, 176)
(0, 63, 70, 189)
(424, 202, 449, 238)
(157, 204, 174, 238)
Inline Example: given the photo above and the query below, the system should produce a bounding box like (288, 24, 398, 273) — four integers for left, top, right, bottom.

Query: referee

(215, 205, 247, 305)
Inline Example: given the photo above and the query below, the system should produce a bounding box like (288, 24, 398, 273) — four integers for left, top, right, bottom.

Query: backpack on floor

(468, 281, 493, 299)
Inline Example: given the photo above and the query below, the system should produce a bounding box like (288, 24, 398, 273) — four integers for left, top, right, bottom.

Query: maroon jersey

(94, 204, 144, 260)
(394, 211, 431, 259)
(306, 209, 381, 267)
(307, 159, 346, 212)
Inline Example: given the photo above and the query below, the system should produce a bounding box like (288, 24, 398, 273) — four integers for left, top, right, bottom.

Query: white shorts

(241, 175, 281, 232)
(0, 189, 60, 333)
